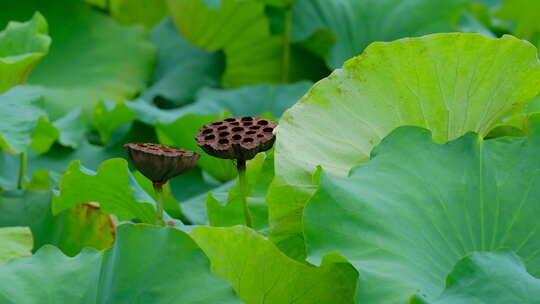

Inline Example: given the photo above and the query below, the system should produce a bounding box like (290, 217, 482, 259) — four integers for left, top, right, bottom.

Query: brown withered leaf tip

(123, 143, 200, 185)
(195, 116, 276, 161)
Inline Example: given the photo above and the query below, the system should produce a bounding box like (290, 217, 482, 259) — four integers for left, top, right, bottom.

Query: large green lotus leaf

(156, 112, 237, 182)
(0, 12, 50, 93)
(52, 158, 157, 224)
(141, 18, 222, 107)
(0, 224, 241, 303)
(292, 0, 474, 68)
(304, 127, 540, 303)
(207, 151, 274, 232)
(0, 227, 32, 266)
(0, 86, 57, 154)
(269, 33, 540, 259)
(191, 225, 358, 304)
(411, 251, 540, 304)
(109, 0, 167, 28)
(166, 0, 283, 87)
(0, 0, 155, 119)
(0, 190, 115, 256)
(0, 246, 101, 303)
(496, 0, 540, 46)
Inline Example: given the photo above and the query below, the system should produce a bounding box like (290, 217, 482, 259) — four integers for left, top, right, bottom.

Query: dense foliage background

(1, 0, 540, 303)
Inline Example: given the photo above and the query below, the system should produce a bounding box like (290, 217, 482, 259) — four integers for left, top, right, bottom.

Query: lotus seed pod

(195, 116, 276, 161)
(124, 143, 200, 186)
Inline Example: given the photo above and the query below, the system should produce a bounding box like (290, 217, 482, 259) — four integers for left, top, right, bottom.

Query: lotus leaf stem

(17, 152, 26, 190)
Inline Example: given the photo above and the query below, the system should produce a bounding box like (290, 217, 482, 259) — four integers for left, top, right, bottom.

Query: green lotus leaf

(24, 169, 51, 191)
(28, 115, 59, 154)
(85, 0, 107, 9)
(0, 86, 57, 154)
(265, 0, 295, 7)
(93, 100, 136, 144)
(0, 12, 50, 93)
(131, 82, 308, 126)
(156, 112, 237, 182)
(191, 225, 357, 304)
(109, 0, 167, 28)
(411, 251, 540, 304)
(0, 190, 115, 256)
(166, 0, 283, 87)
(52, 158, 157, 224)
(304, 127, 540, 303)
(292, 0, 475, 68)
(269, 33, 540, 258)
(207, 151, 274, 231)
(0, 226, 32, 266)
(177, 173, 232, 225)
(0, 224, 241, 303)
(52, 107, 86, 148)
(27, 141, 124, 184)
(141, 18, 222, 107)
(53, 203, 116, 256)
(193, 82, 311, 119)
(458, 7, 496, 38)
(203, 0, 295, 8)
(496, 0, 540, 46)
(0, 0, 155, 119)
(24, 116, 157, 184)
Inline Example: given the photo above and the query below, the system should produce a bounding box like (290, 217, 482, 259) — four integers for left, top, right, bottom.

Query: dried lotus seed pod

(124, 143, 200, 187)
(195, 116, 276, 161)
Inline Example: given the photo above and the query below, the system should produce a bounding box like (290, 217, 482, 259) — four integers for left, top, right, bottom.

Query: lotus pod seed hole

(232, 127, 244, 132)
(243, 138, 254, 143)
(257, 120, 269, 125)
(212, 121, 223, 125)
(230, 122, 240, 126)
(232, 135, 242, 140)
(241, 117, 253, 121)
(202, 129, 213, 134)
(257, 134, 264, 137)
(243, 122, 253, 126)
(219, 132, 230, 137)
(246, 131, 256, 135)
(218, 125, 228, 130)
(249, 126, 260, 130)
(218, 139, 229, 144)
(263, 127, 274, 133)
(225, 118, 236, 122)
(205, 135, 215, 140)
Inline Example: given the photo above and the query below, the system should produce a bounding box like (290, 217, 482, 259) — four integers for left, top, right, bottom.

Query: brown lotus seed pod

(195, 116, 276, 161)
(124, 143, 200, 186)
